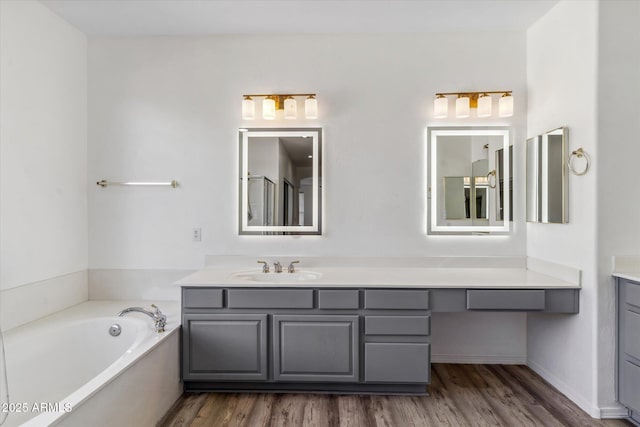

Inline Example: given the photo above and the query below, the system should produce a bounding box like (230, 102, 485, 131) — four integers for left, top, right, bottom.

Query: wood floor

(159, 364, 632, 427)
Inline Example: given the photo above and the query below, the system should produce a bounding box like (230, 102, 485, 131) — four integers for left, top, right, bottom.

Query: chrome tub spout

(117, 304, 166, 333)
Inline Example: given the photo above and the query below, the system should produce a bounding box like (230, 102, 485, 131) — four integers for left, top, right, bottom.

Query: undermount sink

(229, 270, 323, 283)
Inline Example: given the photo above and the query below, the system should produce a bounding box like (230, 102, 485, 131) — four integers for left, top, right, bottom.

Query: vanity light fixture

(434, 94, 448, 118)
(498, 92, 514, 117)
(242, 96, 255, 120)
(433, 91, 513, 118)
(262, 96, 277, 120)
(241, 93, 318, 120)
(477, 93, 492, 118)
(455, 95, 470, 118)
(304, 95, 318, 119)
(283, 96, 297, 119)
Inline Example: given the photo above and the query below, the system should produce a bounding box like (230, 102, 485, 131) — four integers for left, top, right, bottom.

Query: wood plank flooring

(159, 364, 632, 427)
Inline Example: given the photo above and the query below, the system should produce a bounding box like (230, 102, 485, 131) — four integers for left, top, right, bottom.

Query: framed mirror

(239, 128, 322, 235)
(526, 127, 568, 223)
(427, 126, 511, 234)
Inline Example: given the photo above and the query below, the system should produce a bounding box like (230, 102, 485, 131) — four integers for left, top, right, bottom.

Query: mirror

(526, 127, 568, 223)
(239, 128, 322, 235)
(428, 126, 511, 234)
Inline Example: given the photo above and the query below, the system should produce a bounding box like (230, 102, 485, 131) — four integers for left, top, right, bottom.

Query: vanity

(178, 266, 580, 394)
(174, 125, 582, 394)
(614, 269, 640, 424)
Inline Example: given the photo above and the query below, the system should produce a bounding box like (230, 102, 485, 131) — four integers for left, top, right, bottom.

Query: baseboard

(599, 406, 629, 419)
(432, 354, 526, 364)
(527, 359, 600, 418)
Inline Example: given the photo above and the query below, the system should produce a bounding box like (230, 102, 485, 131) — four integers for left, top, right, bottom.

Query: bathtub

(1, 300, 181, 427)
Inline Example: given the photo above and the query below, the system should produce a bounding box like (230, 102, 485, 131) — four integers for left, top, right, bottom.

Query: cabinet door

(183, 314, 267, 381)
(273, 315, 359, 382)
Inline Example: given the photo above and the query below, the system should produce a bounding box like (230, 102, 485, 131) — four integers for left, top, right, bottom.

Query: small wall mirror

(239, 128, 322, 235)
(526, 127, 568, 223)
(428, 126, 511, 234)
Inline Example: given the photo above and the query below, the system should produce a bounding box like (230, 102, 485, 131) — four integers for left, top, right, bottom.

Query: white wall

(596, 0, 640, 413)
(87, 32, 528, 362)
(526, 0, 635, 417)
(88, 33, 527, 270)
(0, 1, 88, 291)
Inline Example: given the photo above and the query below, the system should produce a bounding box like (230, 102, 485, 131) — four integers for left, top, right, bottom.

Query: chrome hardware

(257, 260, 270, 273)
(118, 304, 167, 333)
(109, 324, 122, 337)
(274, 261, 283, 273)
(97, 180, 178, 188)
(288, 260, 300, 273)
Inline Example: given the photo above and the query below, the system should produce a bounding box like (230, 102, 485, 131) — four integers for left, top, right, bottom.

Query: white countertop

(176, 267, 580, 289)
(613, 271, 640, 283)
(612, 256, 640, 283)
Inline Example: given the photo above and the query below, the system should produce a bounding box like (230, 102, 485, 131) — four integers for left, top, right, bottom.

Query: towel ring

(568, 148, 590, 176)
(487, 170, 497, 189)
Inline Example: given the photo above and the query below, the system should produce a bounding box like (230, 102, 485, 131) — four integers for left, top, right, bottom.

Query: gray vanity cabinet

(618, 278, 640, 424)
(273, 315, 359, 382)
(181, 287, 432, 394)
(182, 313, 267, 381)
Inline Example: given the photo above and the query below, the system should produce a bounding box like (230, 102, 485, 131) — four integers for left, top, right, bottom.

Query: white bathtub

(1, 301, 182, 427)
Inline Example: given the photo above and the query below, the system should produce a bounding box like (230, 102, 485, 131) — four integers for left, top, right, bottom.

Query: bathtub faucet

(117, 304, 167, 333)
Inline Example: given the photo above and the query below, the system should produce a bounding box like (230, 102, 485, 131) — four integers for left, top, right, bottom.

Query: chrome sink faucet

(274, 261, 283, 273)
(288, 260, 300, 273)
(117, 304, 167, 333)
(257, 260, 270, 273)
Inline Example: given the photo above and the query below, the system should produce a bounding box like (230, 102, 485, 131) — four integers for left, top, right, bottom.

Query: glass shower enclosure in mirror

(427, 127, 511, 234)
(239, 128, 322, 235)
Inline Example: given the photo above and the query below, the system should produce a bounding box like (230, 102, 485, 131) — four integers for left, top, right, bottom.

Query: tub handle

(151, 304, 167, 333)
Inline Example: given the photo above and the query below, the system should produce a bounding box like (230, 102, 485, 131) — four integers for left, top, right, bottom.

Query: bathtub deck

(159, 364, 632, 426)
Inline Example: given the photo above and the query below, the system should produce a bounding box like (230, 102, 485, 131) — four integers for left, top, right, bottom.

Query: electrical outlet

(192, 228, 201, 242)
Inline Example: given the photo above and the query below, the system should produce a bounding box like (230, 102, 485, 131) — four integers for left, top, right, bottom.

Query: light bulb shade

(498, 93, 514, 117)
(242, 97, 255, 120)
(284, 97, 297, 119)
(305, 96, 318, 119)
(455, 96, 470, 118)
(434, 96, 448, 118)
(262, 97, 276, 120)
(477, 94, 492, 118)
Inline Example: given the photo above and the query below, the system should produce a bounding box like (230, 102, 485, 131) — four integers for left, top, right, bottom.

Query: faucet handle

(150, 304, 167, 332)
(288, 260, 300, 273)
(151, 304, 166, 319)
(257, 260, 269, 273)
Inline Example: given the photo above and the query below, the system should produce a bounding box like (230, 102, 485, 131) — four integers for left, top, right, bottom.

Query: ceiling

(40, 0, 559, 36)
(280, 137, 313, 168)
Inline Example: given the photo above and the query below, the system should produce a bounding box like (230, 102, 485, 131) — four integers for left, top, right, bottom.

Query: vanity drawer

(364, 342, 430, 383)
(625, 280, 640, 308)
(365, 316, 430, 336)
(227, 289, 314, 309)
(318, 290, 360, 309)
(624, 310, 640, 360)
(364, 290, 430, 310)
(183, 288, 224, 309)
(466, 290, 545, 311)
